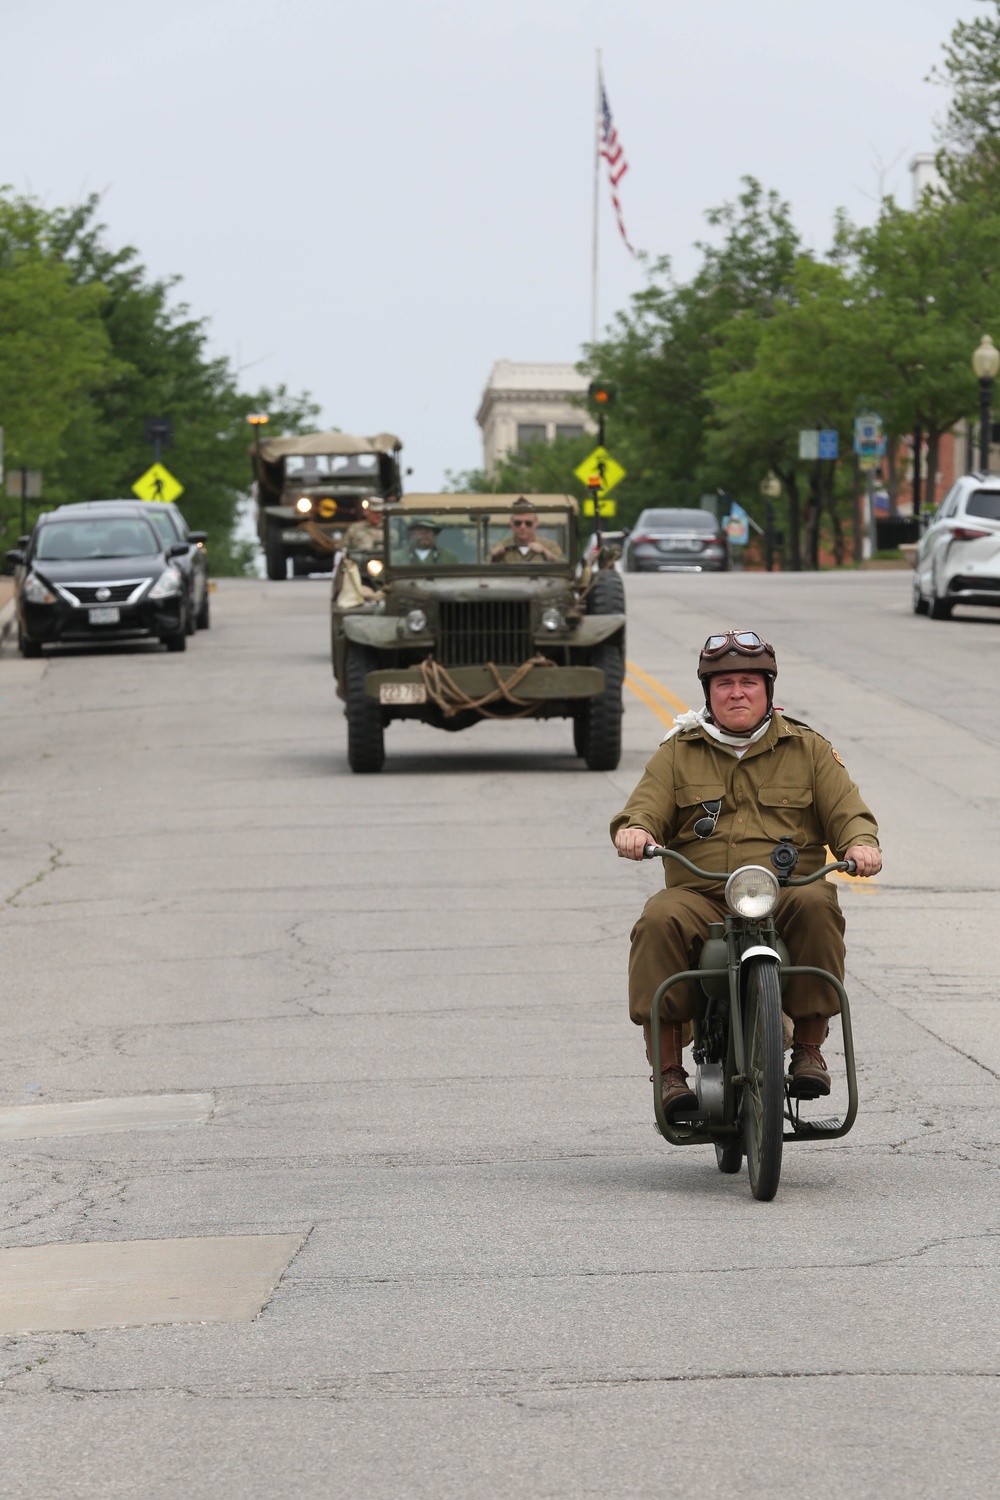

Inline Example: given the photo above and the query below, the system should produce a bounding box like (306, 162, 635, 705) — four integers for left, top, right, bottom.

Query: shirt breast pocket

(758, 785, 815, 841)
(675, 782, 726, 843)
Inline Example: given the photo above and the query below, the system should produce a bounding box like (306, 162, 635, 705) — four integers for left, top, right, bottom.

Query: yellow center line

(625, 659, 690, 715)
(623, 660, 879, 891)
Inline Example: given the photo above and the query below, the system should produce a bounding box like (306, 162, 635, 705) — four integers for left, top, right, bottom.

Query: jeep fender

(341, 615, 405, 649)
(571, 614, 626, 647)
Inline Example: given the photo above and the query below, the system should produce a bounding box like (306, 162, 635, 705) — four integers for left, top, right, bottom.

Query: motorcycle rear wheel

(742, 958, 784, 1201)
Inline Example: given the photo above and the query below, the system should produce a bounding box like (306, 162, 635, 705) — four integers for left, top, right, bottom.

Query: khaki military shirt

(343, 521, 383, 552)
(490, 536, 565, 565)
(610, 713, 879, 893)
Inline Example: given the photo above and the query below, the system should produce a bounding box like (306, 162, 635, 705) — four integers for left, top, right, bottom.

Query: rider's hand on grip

(615, 827, 655, 861)
(844, 844, 881, 877)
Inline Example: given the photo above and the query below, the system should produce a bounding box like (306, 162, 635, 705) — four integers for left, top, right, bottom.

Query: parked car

(131, 501, 209, 630)
(624, 508, 728, 573)
(913, 475, 1000, 619)
(7, 502, 192, 655)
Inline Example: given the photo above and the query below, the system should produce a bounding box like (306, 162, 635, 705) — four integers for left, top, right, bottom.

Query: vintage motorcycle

(642, 840, 858, 1201)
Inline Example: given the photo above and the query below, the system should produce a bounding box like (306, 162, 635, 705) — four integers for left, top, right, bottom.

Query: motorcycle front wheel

(742, 958, 784, 1201)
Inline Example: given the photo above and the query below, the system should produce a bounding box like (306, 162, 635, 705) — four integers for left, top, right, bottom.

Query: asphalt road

(0, 570, 999, 1499)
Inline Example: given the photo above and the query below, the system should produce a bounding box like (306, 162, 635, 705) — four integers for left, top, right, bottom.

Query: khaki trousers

(628, 883, 846, 1025)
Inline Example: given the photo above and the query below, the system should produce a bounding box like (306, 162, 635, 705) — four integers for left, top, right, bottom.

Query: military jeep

(330, 492, 626, 772)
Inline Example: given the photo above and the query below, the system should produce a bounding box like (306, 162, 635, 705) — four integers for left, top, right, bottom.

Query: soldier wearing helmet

(611, 630, 881, 1120)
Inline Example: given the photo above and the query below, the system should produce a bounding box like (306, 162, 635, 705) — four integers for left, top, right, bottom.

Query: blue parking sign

(818, 430, 839, 460)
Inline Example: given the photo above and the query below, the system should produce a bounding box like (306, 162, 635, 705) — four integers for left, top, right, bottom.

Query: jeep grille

(438, 600, 533, 667)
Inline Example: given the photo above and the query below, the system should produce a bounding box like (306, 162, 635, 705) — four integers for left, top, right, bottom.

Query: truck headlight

(23, 573, 56, 605)
(725, 865, 779, 920)
(367, 558, 384, 577)
(541, 607, 565, 632)
(149, 566, 183, 600)
(406, 608, 427, 633)
(295, 497, 312, 514)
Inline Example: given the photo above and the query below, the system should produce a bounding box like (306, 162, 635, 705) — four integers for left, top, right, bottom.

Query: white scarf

(660, 706, 775, 756)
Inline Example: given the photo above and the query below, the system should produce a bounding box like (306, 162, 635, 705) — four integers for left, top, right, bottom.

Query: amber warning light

(246, 413, 270, 426)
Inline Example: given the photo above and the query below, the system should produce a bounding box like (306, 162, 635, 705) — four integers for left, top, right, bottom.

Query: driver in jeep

(611, 632, 881, 1120)
(490, 499, 565, 564)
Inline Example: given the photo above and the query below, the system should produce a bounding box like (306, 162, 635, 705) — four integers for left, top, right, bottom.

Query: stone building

(475, 361, 594, 471)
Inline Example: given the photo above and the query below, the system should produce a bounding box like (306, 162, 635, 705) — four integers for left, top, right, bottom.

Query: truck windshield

(286, 454, 379, 479)
(386, 511, 570, 567)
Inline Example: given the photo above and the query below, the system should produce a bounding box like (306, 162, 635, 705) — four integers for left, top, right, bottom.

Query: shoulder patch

(831, 747, 846, 768)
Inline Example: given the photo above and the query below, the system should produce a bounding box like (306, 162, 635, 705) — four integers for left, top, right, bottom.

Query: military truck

(252, 430, 402, 580)
(330, 492, 626, 773)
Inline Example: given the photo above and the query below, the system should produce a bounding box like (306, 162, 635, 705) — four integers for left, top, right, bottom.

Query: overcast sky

(5, 0, 968, 489)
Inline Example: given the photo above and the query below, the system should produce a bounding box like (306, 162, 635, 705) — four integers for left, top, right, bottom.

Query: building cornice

(476, 389, 588, 427)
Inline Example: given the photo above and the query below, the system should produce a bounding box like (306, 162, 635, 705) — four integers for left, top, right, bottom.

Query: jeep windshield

(387, 509, 571, 569)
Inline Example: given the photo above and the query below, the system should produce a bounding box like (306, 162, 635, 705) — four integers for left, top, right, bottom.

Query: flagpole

(591, 48, 601, 347)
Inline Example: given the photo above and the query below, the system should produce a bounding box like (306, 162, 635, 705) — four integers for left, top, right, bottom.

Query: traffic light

(587, 380, 617, 409)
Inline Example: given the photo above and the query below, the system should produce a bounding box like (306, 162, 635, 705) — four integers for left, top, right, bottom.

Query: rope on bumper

(419, 655, 556, 720)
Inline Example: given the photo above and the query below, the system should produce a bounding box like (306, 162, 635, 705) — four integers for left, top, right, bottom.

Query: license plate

(88, 607, 120, 624)
(379, 682, 427, 705)
(659, 538, 699, 552)
(282, 529, 308, 543)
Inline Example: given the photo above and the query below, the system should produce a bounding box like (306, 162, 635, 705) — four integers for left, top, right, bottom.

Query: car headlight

(367, 558, 384, 577)
(540, 606, 565, 632)
(295, 497, 312, 514)
(149, 566, 183, 600)
(23, 572, 56, 605)
(406, 608, 427, 633)
(724, 865, 780, 920)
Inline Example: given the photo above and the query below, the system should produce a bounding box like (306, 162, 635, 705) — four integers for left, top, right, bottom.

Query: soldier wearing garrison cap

(490, 499, 565, 564)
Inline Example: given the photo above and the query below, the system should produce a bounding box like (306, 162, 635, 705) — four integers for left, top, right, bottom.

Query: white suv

(913, 474, 1000, 619)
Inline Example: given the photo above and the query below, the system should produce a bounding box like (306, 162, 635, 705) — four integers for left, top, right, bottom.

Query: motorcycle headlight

(23, 572, 56, 605)
(295, 497, 312, 514)
(367, 558, 384, 577)
(540, 606, 565, 632)
(406, 608, 427, 633)
(725, 865, 780, 920)
(149, 566, 183, 600)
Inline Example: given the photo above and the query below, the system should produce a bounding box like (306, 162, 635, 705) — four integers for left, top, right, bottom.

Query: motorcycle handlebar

(641, 845, 857, 881)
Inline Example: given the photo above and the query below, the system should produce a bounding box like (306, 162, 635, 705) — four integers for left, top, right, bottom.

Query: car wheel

(928, 576, 953, 620)
(196, 588, 211, 629)
(579, 638, 624, 771)
(912, 572, 929, 615)
(265, 526, 287, 581)
(586, 567, 626, 618)
(345, 642, 385, 772)
(18, 627, 42, 659)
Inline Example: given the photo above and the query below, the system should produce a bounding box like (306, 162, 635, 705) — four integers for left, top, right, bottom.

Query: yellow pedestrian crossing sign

(132, 463, 183, 504)
(574, 445, 626, 494)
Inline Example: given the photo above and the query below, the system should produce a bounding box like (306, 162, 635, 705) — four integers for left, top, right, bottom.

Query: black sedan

(8, 504, 192, 655)
(128, 500, 210, 632)
(624, 508, 728, 573)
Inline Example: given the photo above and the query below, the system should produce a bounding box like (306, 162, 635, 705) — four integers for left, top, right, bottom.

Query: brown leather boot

(643, 1020, 698, 1120)
(788, 1044, 831, 1098)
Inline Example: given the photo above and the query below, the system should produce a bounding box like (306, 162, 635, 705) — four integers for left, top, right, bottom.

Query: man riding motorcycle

(611, 631, 881, 1120)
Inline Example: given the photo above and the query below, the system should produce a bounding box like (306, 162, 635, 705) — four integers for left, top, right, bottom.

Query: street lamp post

(972, 335, 1000, 473)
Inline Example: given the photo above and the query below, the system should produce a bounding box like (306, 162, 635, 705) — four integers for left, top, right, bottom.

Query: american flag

(599, 71, 635, 256)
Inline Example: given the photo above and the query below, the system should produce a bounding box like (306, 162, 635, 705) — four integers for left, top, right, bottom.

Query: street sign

(144, 416, 173, 451)
(818, 430, 839, 459)
(133, 463, 184, 504)
(6, 469, 42, 499)
(573, 445, 626, 497)
(582, 497, 617, 518)
(798, 430, 838, 460)
(798, 430, 820, 461)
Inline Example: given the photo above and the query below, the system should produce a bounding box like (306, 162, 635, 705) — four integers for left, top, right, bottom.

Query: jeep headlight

(406, 608, 427, 633)
(367, 558, 384, 577)
(23, 572, 56, 605)
(295, 496, 312, 514)
(149, 566, 183, 600)
(541, 606, 565, 632)
(725, 865, 779, 920)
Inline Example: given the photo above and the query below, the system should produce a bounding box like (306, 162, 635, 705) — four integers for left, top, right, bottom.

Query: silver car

(624, 508, 728, 573)
(913, 475, 1000, 619)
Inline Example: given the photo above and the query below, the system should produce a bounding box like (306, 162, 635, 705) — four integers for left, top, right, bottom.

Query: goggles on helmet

(700, 630, 774, 661)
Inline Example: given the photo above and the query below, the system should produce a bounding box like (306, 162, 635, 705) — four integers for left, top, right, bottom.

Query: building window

(555, 425, 585, 442)
(516, 424, 547, 452)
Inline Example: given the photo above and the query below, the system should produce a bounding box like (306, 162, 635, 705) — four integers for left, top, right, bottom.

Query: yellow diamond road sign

(132, 463, 184, 504)
(574, 445, 625, 497)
